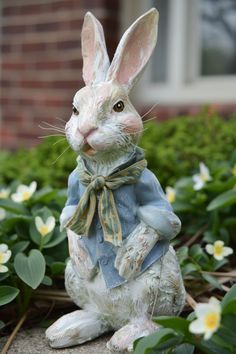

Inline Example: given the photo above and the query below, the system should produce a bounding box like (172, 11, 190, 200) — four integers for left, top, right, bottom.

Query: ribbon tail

(66, 189, 96, 236)
(99, 187, 123, 246)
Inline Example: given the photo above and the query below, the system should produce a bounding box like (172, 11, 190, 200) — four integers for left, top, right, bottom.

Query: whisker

(41, 121, 65, 131)
(51, 146, 70, 165)
(143, 116, 157, 124)
(55, 117, 67, 123)
(52, 138, 67, 146)
(38, 134, 65, 139)
(38, 124, 65, 133)
(141, 102, 159, 119)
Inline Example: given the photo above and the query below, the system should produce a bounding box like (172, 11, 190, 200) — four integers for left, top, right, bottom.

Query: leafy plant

(134, 285, 236, 354)
(0, 182, 68, 329)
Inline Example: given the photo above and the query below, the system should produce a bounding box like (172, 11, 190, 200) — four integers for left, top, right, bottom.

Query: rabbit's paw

(106, 319, 158, 353)
(115, 222, 158, 280)
(46, 310, 110, 348)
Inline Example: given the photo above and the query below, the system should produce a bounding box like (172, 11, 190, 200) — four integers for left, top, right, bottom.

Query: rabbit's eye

(72, 105, 79, 116)
(113, 100, 124, 112)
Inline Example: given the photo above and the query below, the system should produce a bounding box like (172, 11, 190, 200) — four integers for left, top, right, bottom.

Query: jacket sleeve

(65, 168, 80, 207)
(60, 168, 80, 230)
(135, 169, 181, 240)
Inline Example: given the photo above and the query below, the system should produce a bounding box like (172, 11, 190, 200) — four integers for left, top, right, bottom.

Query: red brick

(56, 40, 79, 50)
(2, 62, 27, 70)
(1, 0, 121, 149)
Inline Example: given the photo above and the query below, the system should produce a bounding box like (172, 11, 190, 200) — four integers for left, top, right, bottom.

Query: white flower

(0, 244, 11, 273)
(11, 182, 37, 203)
(189, 297, 221, 340)
(0, 188, 10, 199)
(0, 208, 6, 221)
(193, 162, 212, 190)
(165, 186, 176, 204)
(35, 216, 56, 237)
(206, 240, 233, 261)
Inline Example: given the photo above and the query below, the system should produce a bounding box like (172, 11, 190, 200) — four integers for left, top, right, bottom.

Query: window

(121, 0, 236, 104)
(200, 0, 236, 77)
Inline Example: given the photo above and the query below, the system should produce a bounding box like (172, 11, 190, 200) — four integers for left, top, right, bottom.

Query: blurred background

(0, 0, 236, 149)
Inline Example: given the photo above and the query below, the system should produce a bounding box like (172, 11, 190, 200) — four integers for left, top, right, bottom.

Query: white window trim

(121, 0, 236, 105)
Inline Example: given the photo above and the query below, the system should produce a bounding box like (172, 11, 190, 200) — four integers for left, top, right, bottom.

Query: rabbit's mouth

(82, 142, 96, 156)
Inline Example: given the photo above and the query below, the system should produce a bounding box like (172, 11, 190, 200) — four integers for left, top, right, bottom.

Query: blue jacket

(64, 156, 181, 289)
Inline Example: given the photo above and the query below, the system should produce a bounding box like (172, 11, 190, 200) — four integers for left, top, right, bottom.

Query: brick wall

(0, 0, 120, 149)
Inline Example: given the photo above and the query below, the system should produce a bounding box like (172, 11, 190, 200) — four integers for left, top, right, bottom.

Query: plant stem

(1, 311, 28, 354)
(186, 292, 197, 309)
(33, 294, 72, 302)
(21, 283, 32, 315)
(201, 270, 236, 278)
(34, 289, 68, 297)
(184, 224, 208, 247)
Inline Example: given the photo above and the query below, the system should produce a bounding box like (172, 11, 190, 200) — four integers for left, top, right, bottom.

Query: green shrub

(0, 139, 77, 189)
(1, 111, 236, 188)
(141, 112, 236, 186)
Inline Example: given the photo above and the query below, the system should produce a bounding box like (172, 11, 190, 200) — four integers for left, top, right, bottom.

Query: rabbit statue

(46, 8, 186, 353)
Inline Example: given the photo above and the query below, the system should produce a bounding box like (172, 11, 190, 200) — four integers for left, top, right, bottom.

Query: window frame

(121, 0, 236, 105)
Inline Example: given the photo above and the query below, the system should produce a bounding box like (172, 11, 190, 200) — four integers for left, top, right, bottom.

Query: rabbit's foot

(46, 309, 110, 348)
(106, 318, 158, 353)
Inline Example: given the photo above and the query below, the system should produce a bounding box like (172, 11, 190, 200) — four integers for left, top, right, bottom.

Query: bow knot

(91, 175, 106, 191)
(66, 156, 147, 246)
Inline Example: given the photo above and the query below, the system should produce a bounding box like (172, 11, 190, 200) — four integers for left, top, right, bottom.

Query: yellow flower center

(0, 253, 4, 264)
(213, 243, 223, 257)
(39, 226, 49, 237)
(200, 172, 209, 182)
(167, 190, 176, 203)
(22, 191, 31, 201)
(204, 312, 220, 331)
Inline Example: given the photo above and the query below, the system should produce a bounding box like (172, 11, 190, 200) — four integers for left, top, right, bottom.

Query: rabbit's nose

(76, 127, 96, 139)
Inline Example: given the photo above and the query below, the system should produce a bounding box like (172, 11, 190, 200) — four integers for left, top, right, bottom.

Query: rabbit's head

(65, 9, 159, 160)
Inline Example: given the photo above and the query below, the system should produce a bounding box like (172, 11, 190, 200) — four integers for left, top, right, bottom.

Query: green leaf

(222, 284, 236, 311)
(0, 320, 5, 329)
(154, 316, 191, 338)
(182, 263, 200, 276)
(42, 275, 52, 286)
(2, 215, 32, 230)
(11, 241, 30, 257)
(29, 220, 41, 246)
(202, 273, 223, 290)
(0, 286, 19, 306)
(214, 327, 236, 346)
(0, 199, 28, 214)
(221, 299, 236, 315)
(207, 189, 236, 211)
(0, 273, 10, 282)
(172, 343, 194, 354)
(202, 339, 232, 354)
(134, 328, 180, 354)
(43, 229, 66, 248)
(32, 187, 56, 203)
(50, 262, 65, 276)
(14, 250, 46, 289)
(221, 314, 236, 333)
(173, 201, 193, 213)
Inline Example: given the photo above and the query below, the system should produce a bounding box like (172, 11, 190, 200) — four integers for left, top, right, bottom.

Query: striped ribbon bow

(66, 157, 147, 246)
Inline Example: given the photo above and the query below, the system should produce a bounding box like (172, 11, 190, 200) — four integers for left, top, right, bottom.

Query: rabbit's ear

(106, 8, 159, 91)
(81, 12, 110, 86)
